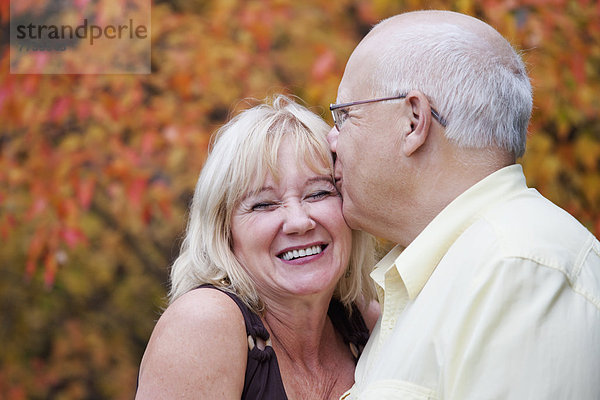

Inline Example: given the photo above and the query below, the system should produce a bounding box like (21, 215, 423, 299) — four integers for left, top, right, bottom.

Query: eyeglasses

(329, 94, 447, 131)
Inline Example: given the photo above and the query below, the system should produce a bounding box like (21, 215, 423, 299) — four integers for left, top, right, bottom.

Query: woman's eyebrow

(306, 176, 334, 185)
(243, 186, 274, 200)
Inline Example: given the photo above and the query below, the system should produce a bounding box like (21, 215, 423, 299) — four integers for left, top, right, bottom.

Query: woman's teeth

(281, 245, 323, 261)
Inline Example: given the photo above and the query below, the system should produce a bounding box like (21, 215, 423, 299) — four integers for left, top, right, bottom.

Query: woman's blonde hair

(169, 95, 376, 313)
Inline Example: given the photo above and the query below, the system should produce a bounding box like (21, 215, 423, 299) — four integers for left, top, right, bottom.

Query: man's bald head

(371, 11, 505, 43)
(339, 10, 532, 158)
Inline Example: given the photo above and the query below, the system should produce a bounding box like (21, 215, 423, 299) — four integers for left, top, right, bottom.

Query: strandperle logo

(15, 18, 148, 48)
(10, 0, 151, 74)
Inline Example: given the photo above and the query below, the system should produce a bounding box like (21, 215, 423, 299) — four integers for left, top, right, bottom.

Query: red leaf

(57, 197, 78, 219)
(571, 52, 586, 85)
(23, 75, 40, 95)
(311, 50, 336, 81)
(128, 177, 147, 208)
(77, 177, 96, 210)
(43, 253, 58, 289)
(50, 97, 70, 122)
(0, 0, 9, 23)
(141, 131, 157, 156)
(25, 259, 36, 281)
(76, 100, 92, 120)
(27, 230, 45, 268)
(143, 204, 152, 225)
(357, 2, 377, 24)
(75, 0, 91, 10)
(61, 227, 86, 248)
(0, 85, 10, 111)
(26, 197, 47, 220)
(7, 386, 27, 400)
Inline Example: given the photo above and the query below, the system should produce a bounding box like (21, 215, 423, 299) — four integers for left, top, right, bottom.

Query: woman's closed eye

(251, 201, 280, 211)
(305, 189, 337, 201)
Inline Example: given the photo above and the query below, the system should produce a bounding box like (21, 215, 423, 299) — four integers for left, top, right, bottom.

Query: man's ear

(402, 90, 432, 157)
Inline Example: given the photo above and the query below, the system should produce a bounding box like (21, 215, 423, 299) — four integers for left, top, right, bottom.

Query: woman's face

(231, 138, 352, 304)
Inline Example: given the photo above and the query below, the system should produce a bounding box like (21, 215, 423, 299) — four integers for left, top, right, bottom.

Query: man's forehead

(336, 78, 363, 103)
(337, 46, 377, 102)
(335, 84, 352, 103)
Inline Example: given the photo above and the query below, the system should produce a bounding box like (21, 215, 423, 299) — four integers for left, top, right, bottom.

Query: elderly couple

(136, 10, 600, 400)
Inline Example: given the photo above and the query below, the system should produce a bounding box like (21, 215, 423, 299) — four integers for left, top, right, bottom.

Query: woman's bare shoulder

(136, 288, 247, 399)
(165, 287, 245, 325)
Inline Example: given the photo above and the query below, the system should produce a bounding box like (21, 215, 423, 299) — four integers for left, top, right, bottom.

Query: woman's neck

(262, 294, 334, 367)
(261, 295, 356, 400)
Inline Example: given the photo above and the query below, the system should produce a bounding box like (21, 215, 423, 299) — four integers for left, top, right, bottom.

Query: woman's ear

(401, 90, 432, 157)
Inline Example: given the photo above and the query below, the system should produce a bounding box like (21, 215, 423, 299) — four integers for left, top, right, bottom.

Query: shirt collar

(370, 243, 404, 292)
(371, 164, 529, 299)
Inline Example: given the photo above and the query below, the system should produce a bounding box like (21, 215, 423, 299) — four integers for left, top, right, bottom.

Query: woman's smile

(277, 243, 327, 262)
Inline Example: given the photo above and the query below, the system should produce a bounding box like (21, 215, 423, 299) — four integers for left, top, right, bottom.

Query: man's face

(327, 50, 409, 238)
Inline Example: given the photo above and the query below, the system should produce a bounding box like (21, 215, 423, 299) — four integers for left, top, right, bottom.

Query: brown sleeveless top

(199, 284, 370, 400)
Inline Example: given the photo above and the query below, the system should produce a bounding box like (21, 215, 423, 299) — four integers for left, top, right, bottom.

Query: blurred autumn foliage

(0, 0, 598, 398)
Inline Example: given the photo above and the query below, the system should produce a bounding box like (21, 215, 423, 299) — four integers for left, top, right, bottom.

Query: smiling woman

(231, 136, 353, 303)
(135, 95, 379, 400)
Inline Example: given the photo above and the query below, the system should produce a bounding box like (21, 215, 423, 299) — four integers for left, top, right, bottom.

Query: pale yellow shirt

(343, 164, 600, 399)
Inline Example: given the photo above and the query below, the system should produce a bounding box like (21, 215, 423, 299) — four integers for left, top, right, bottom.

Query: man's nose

(327, 126, 339, 153)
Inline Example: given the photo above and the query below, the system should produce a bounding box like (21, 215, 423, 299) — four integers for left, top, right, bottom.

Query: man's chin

(341, 201, 361, 231)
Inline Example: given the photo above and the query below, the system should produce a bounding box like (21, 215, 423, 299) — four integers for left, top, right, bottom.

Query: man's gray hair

(369, 19, 532, 158)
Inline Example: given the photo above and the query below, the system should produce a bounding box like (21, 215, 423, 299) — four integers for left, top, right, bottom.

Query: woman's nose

(282, 202, 316, 235)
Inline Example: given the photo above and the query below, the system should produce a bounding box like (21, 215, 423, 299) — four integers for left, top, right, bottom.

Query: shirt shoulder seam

(501, 252, 600, 312)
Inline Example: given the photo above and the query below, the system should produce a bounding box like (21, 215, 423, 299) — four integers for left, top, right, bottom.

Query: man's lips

(333, 160, 343, 191)
(333, 159, 341, 183)
(334, 176, 342, 190)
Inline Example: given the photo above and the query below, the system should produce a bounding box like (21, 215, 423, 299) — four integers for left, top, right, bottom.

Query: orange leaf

(158, 197, 172, 219)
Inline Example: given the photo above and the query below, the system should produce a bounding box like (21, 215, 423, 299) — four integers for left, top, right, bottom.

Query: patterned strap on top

(327, 298, 370, 361)
(198, 285, 368, 359)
